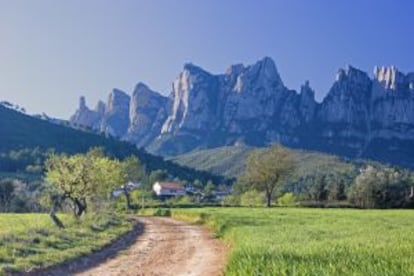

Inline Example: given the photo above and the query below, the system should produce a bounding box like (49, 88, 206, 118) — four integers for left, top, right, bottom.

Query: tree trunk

(266, 192, 272, 207)
(73, 198, 87, 217)
(123, 186, 132, 209)
(50, 197, 65, 229)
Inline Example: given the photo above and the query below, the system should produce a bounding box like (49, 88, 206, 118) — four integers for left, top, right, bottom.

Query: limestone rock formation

(70, 96, 104, 130)
(69, 58, 414, 167)
(126, 82, 169, 146)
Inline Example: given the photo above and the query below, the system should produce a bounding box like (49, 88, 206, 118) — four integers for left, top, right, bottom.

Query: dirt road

(28, 217, 227, 276)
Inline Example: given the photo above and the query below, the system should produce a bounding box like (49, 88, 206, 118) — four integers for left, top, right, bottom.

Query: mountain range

(70, 57, 414, 168)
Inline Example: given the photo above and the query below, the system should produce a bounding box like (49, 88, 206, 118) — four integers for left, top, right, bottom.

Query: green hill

(0, 105, 224, 183)
(170, 145, 358, 180)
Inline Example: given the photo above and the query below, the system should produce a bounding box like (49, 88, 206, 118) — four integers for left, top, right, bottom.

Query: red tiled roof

(156, 182, 184, 190)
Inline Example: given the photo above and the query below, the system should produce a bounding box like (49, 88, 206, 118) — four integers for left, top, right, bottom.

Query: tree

(121, 156, 143, 209)
(348, 165, 411, 208)
(148, 170, 168, 185)
(241, 145, 296, 207)
(0, 179, 15, 212)
(45, 150, 124, 227)
(204, 180, 215, 196)
(310, 174, 328, 201)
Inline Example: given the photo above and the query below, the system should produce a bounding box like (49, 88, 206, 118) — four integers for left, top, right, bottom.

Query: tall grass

(172, 208, 414, 275)
(0, 213, 134, 274)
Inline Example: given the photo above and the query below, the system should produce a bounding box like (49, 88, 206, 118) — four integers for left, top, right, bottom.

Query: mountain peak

(247, 56, 283, 86)
(134, 82, 151, 94)
(225, 63, 245, 76)
(335, 65, 369, 82)
(373, 66, 405, 90)
(111, 88, 129, 98)
(183, 62, 209, 75)
(79, 96, 87, 110)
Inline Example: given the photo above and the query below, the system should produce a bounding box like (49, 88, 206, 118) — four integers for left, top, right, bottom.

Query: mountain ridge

(70, 57, 414, 168)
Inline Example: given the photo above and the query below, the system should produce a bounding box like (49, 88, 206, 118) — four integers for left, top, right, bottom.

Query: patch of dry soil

(24, 217, 227, 276)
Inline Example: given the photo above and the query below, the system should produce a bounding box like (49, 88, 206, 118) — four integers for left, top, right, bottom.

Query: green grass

(0, 213, 134, 275)
(171, 208, 414, 275)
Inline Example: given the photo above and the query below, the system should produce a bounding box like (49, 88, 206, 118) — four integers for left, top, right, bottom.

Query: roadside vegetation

(170, 207, 414, 275)
(0, 213, 133, 274)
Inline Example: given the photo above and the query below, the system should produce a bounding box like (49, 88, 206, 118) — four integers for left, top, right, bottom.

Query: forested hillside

(0, 105, 225, 184)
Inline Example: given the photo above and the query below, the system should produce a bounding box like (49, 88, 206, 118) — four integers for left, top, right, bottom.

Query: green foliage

(0, 213, 133, 274)
(241, 144, 296, 207)
(121, 156, 143, 183)
(348, 165, 413, 208)
(171, 208, 414, 275)
(240, 190, 264, 207)
(44, 149, 125, 217)
(131, 189, 160, 208)
(0, 105, 224, 185)
(204, 180, 215, 195)
(277, 192, 297, 206)
(148, 169, 168, 184)
(152, 208, 171, 217)
(221, 195, 240, 206)
(170, 146, 253, 178)
(165, 195, 194, 206)
(0, 178, 46, 213)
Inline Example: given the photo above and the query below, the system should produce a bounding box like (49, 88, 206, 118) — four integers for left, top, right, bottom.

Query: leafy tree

(349, 166, 411, 208)
(45, 150, 124, 227)
(193, 179, 203, 190)
(0, 179, 15, 212)
(120, 156, 143, 209)
(148, 170, 168, 186)
(241, 145, 296, 207)
(327, 175, 347, 201)
(310, 174, 328, 201)
(204, 180, 215, 196)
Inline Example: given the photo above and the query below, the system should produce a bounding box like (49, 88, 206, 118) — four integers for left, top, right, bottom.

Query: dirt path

(27, 217, 227, 276)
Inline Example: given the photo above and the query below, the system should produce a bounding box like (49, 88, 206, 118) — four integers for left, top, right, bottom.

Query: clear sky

(0, 0, 413, 119)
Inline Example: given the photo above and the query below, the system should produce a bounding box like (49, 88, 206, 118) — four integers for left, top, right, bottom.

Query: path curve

(27, 216, 227, 276)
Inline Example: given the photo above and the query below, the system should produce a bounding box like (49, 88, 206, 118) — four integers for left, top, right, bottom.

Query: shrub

(240, 190, 265, 207)
(277, 193, 297, 206)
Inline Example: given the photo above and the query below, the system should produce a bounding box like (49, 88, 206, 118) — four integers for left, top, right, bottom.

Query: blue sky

(0, 0, 413, 119)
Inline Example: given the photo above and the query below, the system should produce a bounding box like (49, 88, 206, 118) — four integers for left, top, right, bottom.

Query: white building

(153, 181, 186, 197)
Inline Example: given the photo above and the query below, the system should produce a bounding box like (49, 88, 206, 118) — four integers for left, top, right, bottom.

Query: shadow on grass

(14, 219, 144, 276)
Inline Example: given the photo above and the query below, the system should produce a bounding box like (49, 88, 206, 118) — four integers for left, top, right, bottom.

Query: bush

(277, 193, 297, 206)
(221, 195, 240, 206)
(240, 190, 265, 207)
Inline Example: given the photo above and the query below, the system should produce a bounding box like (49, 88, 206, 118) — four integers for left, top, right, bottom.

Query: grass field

(170, 208, 414, 275)
(0, 213, 134, 275)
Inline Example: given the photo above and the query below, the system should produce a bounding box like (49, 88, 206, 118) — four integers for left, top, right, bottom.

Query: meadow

(171, 208, 414, 276)
(0, 213, 134, 275)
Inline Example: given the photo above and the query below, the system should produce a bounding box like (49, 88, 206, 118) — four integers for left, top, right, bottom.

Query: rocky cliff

(70, 57, 414, 167)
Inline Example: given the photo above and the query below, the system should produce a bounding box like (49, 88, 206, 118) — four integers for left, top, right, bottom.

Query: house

(112, 182, 141, 198)
(153, 181, 186, 197)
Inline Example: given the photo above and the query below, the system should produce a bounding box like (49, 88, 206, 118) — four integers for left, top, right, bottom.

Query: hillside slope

(0, 105, 224, 183)
(170, 146, 359, 180)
